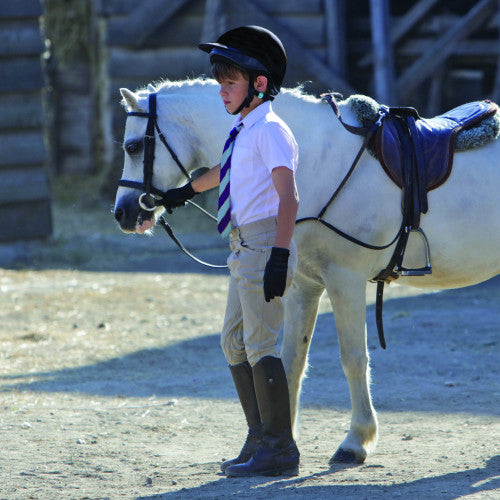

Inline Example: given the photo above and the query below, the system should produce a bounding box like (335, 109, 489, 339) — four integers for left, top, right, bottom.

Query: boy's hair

(211, 61, 272, 97)
(211, 61, 249, 82)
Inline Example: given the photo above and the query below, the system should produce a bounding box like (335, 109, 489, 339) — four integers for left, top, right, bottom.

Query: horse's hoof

(329, 448, 365, 465)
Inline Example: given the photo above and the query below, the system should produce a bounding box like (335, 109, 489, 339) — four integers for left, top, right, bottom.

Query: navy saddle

(374, 100, 498, 279)
(375, 100, 498, 225)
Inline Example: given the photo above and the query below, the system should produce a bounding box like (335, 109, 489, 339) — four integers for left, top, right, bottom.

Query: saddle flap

(378, 120, 403, 187)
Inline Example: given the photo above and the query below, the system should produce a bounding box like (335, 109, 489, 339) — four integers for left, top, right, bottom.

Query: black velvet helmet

(199, 25, 287, 97)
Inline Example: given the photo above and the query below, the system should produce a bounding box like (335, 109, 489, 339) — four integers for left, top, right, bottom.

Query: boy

(162, 26, 299, 477)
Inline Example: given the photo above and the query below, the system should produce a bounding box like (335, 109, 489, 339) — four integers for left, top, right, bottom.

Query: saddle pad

(377, 100, 498, 191)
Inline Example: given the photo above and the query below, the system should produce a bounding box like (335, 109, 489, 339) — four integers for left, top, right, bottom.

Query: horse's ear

(120, 88, 142, 112)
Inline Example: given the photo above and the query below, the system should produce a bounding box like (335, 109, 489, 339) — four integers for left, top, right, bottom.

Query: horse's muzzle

(114, 193, 154, 232)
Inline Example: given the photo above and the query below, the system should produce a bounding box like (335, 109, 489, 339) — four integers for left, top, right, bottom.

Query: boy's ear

(255, 75, 268, 93)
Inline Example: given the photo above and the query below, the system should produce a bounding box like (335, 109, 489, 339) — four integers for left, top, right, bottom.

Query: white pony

(114, 78, 500, 464)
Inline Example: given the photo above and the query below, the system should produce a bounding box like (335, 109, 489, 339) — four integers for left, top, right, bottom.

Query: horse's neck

(157, 83, 232, 168)
(190, 100, 233, 164)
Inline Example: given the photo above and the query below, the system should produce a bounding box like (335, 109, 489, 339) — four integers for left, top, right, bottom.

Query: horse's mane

(125, 79, 500, 152)
(154, 77, 217, 94)
(135, 77, 322, 105)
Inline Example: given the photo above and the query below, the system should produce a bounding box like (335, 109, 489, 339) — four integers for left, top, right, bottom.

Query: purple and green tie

(217, 124, 243, 237)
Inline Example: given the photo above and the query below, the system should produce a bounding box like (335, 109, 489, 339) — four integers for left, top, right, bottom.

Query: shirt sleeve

(257, 121, 298, 174)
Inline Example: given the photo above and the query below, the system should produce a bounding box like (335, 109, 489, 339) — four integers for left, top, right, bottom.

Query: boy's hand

(161, 183, 196, 213)
(263, 247, 289, 302)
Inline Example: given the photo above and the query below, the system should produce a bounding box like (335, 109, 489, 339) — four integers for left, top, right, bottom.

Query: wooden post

(359, 0, 440, 68)
(324, 0, 347, 80)
(369, 0, 396, 104)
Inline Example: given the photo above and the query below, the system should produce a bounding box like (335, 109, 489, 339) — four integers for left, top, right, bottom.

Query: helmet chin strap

(228, 79, 266, 116)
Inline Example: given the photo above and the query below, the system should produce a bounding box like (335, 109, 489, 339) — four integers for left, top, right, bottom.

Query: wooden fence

(0, 0, 51, 242)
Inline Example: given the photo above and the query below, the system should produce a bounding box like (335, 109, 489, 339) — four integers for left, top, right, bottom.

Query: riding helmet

(199, 25, 286, 96)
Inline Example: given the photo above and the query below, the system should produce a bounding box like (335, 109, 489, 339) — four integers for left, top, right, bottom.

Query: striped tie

(217, 124, 243, 237)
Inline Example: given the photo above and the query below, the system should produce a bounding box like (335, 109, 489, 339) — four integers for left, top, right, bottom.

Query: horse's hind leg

(281, 273, 324, 434)
(325, 270, 378, 464)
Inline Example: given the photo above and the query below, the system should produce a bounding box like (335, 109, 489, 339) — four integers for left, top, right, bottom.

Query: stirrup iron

(396, 227, 432, 276)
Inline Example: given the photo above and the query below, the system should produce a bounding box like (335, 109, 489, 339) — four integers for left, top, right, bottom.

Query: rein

(119, 92, 227, 269)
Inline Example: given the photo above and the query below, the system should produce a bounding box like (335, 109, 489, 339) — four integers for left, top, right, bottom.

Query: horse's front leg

(325, 270, 378, 464)
(281, 272, 325, 434)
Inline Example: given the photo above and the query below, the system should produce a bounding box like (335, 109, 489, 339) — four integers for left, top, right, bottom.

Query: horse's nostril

(114, 196, 141, 231)
(114, 207, 124, 223)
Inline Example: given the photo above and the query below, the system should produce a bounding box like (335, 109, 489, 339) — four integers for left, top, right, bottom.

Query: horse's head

(114, 84, 207, 234)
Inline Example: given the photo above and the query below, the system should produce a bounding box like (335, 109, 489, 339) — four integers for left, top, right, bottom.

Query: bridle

(118, 93, 192, 211)
(118, 92, 226, 268)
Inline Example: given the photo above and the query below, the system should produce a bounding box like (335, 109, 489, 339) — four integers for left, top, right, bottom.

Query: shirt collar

(233, 101, 272, 130)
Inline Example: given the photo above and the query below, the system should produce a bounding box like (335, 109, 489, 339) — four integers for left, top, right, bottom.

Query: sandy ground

(0, 191, 498, 499)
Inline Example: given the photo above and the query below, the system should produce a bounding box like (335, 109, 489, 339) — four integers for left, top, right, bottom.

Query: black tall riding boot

(225, 356, 299, 477)
(220, 361, 262, 472)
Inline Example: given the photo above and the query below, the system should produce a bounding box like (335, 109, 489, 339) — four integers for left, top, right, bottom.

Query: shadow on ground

(135, 455, 500, 500)
(1, 278, 498, 416)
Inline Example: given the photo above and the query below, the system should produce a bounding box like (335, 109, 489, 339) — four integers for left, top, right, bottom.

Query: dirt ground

(0, 182, 498, 499)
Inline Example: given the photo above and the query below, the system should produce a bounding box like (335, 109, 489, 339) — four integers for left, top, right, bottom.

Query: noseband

(118, 92, 192, 210)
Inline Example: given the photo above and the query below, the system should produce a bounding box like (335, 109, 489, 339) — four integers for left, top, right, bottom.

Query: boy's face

(218, 71, 250, 116)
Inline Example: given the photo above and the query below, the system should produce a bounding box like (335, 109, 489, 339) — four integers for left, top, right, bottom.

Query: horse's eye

(125, 141, 142, 155)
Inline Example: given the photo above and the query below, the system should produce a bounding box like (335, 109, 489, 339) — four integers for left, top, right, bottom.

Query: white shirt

(229, 101, 298, 227)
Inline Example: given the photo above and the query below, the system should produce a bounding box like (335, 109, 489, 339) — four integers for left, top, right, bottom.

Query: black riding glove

(263, 247, 290, 302)
(161, 183, 196, 213)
